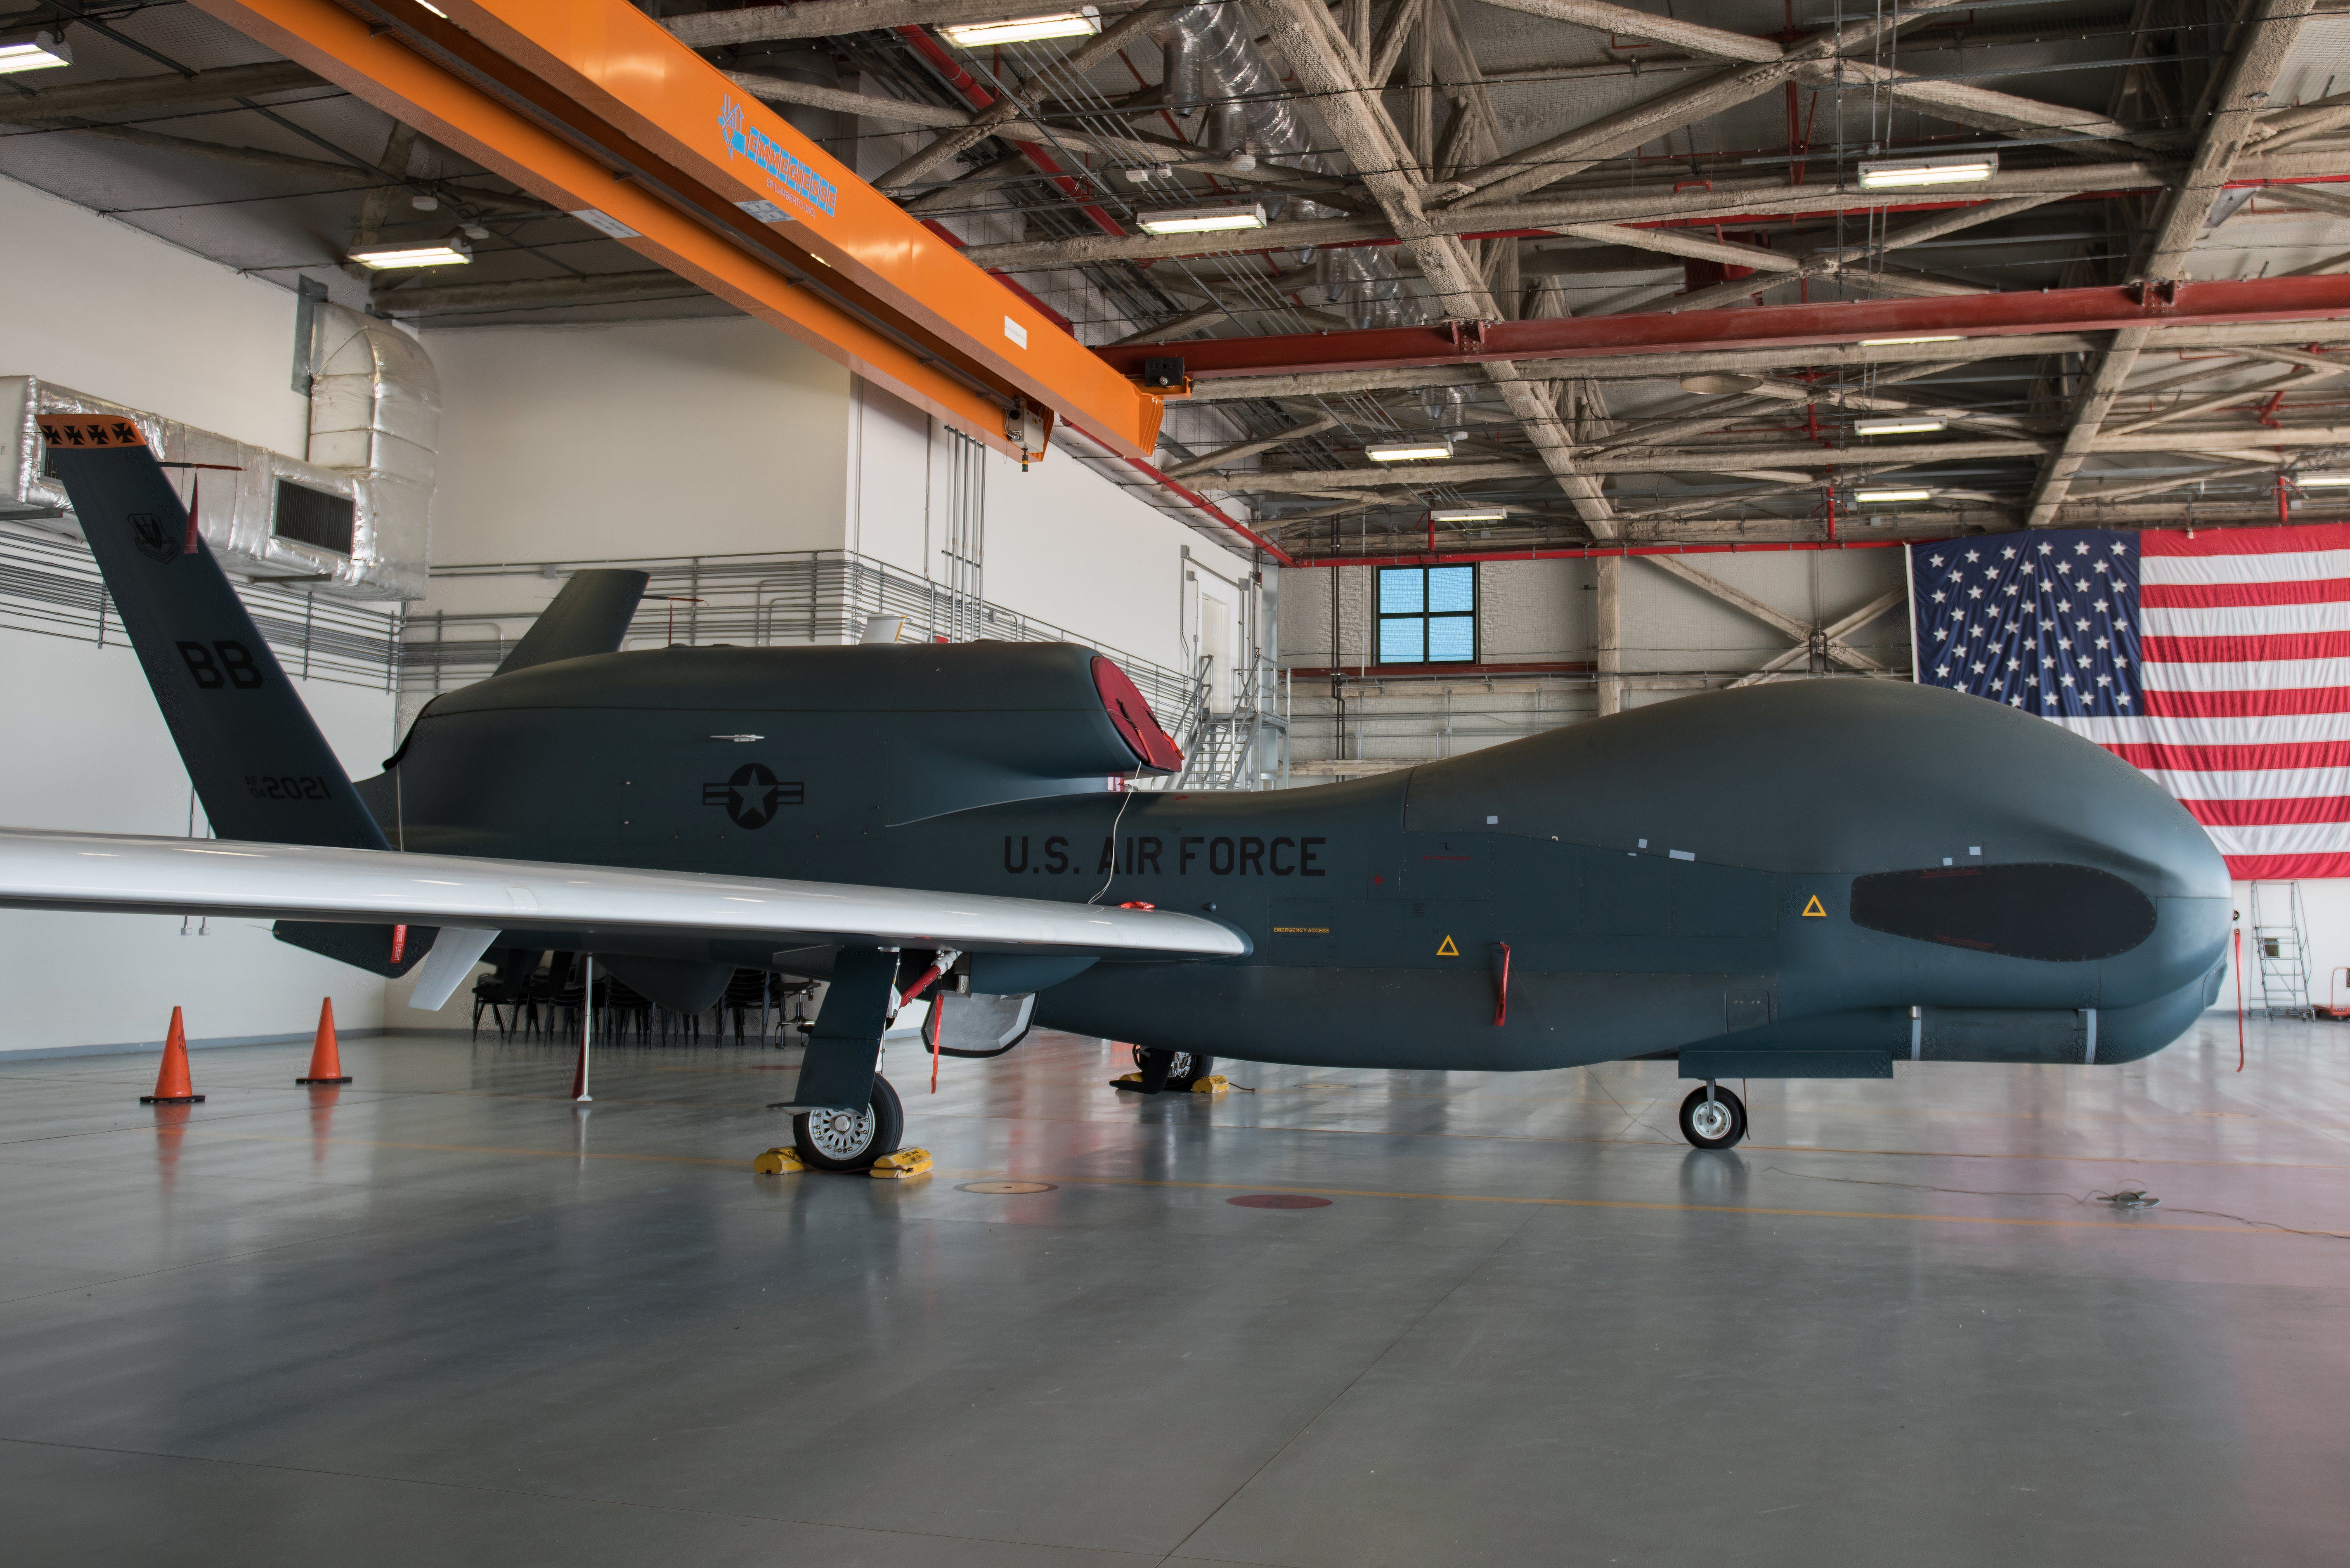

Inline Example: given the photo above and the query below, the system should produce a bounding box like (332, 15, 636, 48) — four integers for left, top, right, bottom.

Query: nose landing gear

(1679, 1082, 1747, 1150)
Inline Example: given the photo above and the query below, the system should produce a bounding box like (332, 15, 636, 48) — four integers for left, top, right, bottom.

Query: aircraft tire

(793, 1073, 905, 1172)
(1679, 1085, 1747, 1150)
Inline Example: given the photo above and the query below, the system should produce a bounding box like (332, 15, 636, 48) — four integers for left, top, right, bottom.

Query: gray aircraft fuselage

(362, 642, 2232, 1077)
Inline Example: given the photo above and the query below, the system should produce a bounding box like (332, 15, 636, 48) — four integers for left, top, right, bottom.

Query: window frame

(1374, 563, 1478, 666)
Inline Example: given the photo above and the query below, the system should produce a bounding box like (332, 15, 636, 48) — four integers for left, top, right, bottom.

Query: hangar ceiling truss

(12, 0, 2350, 554)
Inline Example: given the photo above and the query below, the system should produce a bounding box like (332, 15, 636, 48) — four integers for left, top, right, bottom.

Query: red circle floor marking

(1227, 1193, 1332, 1209)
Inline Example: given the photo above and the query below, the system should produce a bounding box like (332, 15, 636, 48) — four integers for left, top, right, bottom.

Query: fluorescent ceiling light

(347, 237, 473, 269)
(2296, 472, 2350, 487)
(1136, 204, 1266, 235)
(1366, 440, 1454, 463)
(1854, 417, 1946, 436)
(1858, 154, 1999, 189)
(1431, 508, 1506, 522)
(0, 31, 73, 73)
(1859, 334, 1962, 347)
(943, 8, 1100, 46)
(1855, 488, 1933, 503)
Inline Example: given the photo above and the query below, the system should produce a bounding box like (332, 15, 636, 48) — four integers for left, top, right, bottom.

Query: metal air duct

(1149, 1, 1409, 333)
(1149, 4, 1471, 429)
(0, 304, 438, 597)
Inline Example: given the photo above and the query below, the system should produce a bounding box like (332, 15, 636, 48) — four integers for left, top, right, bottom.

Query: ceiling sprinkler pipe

(1286, 539, 1914, 568)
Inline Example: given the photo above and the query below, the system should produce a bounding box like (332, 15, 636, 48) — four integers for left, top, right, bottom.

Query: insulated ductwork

(306, 303, 437, 596)
(0, 304, 437, 598)
(1150, 2, 1409, 333)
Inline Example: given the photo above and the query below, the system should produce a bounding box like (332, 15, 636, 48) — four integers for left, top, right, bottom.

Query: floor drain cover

(958, 1180, 1057, 1194)
(1228, 1194, 1332, 1209)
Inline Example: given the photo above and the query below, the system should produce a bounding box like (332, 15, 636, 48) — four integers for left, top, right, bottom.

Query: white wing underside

(0, 828, 1246, 963)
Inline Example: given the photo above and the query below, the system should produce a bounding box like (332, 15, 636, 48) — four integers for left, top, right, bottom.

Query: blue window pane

(1378, 567, 1424, 614)
(1427, 615, 1474, 662)
(1427, 565, 1475, 613)
(1378, 618, 1425, 662)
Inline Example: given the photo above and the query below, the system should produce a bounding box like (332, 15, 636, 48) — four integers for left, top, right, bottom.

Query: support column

(1594, 555, 1624, 717)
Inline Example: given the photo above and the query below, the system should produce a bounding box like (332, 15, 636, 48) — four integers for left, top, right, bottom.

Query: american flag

(1910, 523, 2350, 878)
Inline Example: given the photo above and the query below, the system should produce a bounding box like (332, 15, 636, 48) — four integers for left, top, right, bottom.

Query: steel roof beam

(0, 60, 322, 121)
(370, 268, 703, 313)
(867, 0, 1176, 191)
(1096, 276, 2350, 380)
(1167, 322, 2346, 400)
(1161, 414, 1343, 480)
(960, 155, 2269, 269)
(1251, 0, 1621, 541)
(663, 0, 1062, 48)
(1215, 422, 2350, 487)
(2022, 0, 2315, 529)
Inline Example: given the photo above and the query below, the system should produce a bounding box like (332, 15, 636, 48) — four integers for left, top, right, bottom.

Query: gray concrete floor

(3, 1015, 2348, 1566)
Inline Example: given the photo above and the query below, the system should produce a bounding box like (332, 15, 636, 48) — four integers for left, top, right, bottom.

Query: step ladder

(2250, 880, 2316, 1020)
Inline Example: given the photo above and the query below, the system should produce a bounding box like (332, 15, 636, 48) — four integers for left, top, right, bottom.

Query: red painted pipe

(1287, 539, 1912, 568)
(1095, 277, 2350, 380)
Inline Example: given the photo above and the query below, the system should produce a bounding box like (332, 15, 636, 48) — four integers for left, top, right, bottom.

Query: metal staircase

(1139, 653, 1290, 791)
(2251, 880, 2315, 1020)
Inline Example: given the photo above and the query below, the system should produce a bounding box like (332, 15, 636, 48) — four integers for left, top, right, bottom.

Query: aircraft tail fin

(38, 414, 390, 854)
(494, 569, 649, 675)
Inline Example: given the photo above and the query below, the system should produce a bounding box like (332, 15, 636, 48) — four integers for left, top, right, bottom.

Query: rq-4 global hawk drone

(4, 415, 2230, 1166)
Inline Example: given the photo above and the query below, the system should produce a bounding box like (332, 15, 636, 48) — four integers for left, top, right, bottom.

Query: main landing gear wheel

(1679, 1084, 1747, 1150)
(1127, 1046, 1216, 1093)
(793, 1073, 905, 1172)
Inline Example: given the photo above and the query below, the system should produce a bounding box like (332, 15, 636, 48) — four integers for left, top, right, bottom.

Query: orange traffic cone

(142, 1007, 205, 1104)
(297, 998, 351, 1086)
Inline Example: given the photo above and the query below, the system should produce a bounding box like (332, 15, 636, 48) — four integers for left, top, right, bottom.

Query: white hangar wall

(423, 317, 855, 565)
(384, 315, 1247, 1024)
(412, 316, 1247, 700)
(1275, 549, 1912, 769)
(0, 174, 313, 457)
(0, 173, 399, 1057)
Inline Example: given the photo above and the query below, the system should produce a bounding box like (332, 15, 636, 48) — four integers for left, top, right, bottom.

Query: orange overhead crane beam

(191, 0, 1164, 463)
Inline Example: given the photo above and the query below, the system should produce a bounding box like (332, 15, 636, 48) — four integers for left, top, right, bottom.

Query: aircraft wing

(0, 828, 1247, 961)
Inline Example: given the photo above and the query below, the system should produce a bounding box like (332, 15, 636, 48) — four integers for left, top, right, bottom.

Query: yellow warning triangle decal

(1436, 935, 1460, 956)
(1801, 895, 1827, 918)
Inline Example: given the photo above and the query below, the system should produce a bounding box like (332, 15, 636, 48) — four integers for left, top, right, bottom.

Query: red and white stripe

(2049, 523, 2350, 878)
